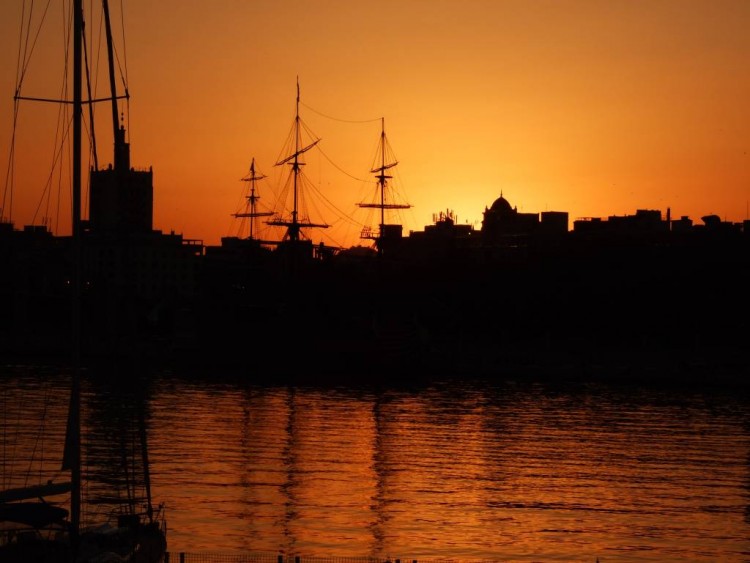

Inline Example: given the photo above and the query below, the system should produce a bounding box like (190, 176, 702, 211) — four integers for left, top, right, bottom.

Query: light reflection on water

(2, 366, 750, 561)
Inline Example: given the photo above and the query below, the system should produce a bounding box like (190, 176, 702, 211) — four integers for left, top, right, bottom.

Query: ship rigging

(358, 118, 411, 256)
(233, 158, 273, 241)
(267, 80, 330, 244)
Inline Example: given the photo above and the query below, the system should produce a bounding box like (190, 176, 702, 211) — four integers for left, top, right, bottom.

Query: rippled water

(2, 365, 749, 561)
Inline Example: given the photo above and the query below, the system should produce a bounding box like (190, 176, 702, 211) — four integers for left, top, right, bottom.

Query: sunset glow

(1, 0, 748, 248)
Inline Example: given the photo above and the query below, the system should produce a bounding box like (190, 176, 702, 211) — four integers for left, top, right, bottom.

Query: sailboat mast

(379, 118, 386, 236)
(138, 403, 154, 524)
(234, 158, 272, 240)
(247, 160, 263, 239)
(102, 0, 122, 164)
(249, 160, 258, 239)
(291, 80, 301, 241)
(357, 119, 409, 256)
(269, 80, 327, 243)
(71, 0, 83, 544)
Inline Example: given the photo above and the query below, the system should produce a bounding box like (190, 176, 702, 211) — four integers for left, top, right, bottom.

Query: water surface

(2, 366, 749, 561)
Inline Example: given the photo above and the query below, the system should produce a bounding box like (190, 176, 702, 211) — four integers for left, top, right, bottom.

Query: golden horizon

(1, 0, 748, 248)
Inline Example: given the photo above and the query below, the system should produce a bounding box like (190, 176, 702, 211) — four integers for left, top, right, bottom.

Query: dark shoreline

(2, 338, 748, 392)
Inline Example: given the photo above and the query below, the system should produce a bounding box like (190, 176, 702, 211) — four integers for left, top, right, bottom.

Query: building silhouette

(1, 186, 748, 379)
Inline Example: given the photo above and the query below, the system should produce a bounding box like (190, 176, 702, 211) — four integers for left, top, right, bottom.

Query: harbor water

(2, 365, 749, 562)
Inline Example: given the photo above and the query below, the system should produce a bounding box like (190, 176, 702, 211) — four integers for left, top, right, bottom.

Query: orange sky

(1, 0, 749, 248)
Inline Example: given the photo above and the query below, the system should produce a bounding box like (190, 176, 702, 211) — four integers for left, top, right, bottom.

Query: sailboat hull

(0, 503, 69, 528)
(0, 538, 70, 563)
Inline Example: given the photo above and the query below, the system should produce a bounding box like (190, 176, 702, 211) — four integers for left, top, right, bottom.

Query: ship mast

(69, 0, 84, 548)
(234, 158, 273, 240)
(268, 79, 328, 242)
(358, 118, 410, 255)
(102, 0, 129, 172)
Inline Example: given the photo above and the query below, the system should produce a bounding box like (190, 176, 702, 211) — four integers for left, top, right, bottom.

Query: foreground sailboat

(0, 395, 167, 563)
(0, 1, 166, 561)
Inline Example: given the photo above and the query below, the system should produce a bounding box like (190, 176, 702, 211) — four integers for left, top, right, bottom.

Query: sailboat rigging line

(54, 140, 65, 233)
(14, 2, 27, 89)
(94, 4, 104, 103)
(16, 0, 54, 96)
(273, 114, 321, 165)
(3, 0, 49, 220)
(306, 186, 326, 230)
(82, 17, 99, 170)
(24, 385, 51, 488)
(119, 417, 134, 514)
(2, 385, 22, 488)
(299, 100, 381, 124)
(99, 0, 128, 96)
(111, 25, 129, 94)
(273, 172, 294, 215)
(2, 101, 19, 222)
(31, 112, 72, 226)
(119, 0, 130, 89)
(315, 143, 370, 183)
(228, 187, 246, 235)
(308, 181, 364, 228)
(320, 231, 344, 249)
(43, 141, 54, 229)
(299, 114, 323, 139)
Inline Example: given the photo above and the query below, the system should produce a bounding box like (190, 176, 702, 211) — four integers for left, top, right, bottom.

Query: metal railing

(164, 555, 498, 563)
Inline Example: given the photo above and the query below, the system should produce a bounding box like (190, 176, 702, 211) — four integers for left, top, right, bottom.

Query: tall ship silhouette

(357, 118, 412, 257)
(266, 80, 333, 269)
(233, 158, 274, 242)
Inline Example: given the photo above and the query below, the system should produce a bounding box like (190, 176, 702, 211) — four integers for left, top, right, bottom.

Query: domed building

(481, 193, 569, 245)
(481, 193, 540, 242)
(486, 194, 515, 217)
